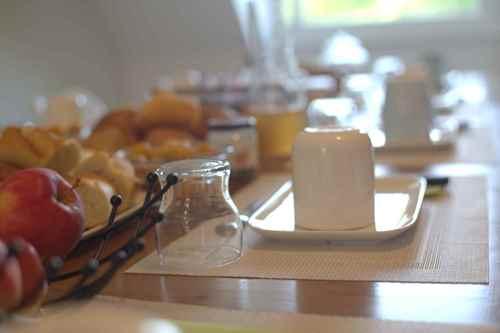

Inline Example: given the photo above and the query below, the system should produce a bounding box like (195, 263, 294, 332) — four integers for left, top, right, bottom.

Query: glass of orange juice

(246, 102, 307, 171)
(241, 0, 307, 170)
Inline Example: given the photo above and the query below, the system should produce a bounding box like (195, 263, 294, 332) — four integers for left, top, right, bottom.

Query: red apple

(11, 239, 47, 306)
(0, 168, 84, 259)
(0, 241, 23, 310)
(0, 240, 6, 265)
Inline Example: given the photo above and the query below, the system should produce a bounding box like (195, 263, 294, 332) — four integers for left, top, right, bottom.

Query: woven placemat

(127, 175, 489, 284)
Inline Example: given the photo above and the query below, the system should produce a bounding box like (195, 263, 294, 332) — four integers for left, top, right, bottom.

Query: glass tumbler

(33, 87, 107, 138)
(154, 159, 243, 269)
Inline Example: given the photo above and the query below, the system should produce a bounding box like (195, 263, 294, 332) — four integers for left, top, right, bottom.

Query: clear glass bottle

(247, 0, 305, 104)
(244, 0, 307, 171)
(154, 159, 242, 269)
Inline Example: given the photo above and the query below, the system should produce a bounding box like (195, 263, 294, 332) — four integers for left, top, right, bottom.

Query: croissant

(0, 127, 63, 168)
(137, 92, 207, 139)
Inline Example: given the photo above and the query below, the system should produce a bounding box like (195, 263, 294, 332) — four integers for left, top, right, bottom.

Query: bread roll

(137, 92, 206, 138)
(0, 127, 62, 168)
(46, 139, 83, 175)
(0, 162, 19, 183)
(145, 128, 195, 146)
(75, 177, 114, 229)
(84, 109, 140, 153)
(84, 127, 131, 153)
(126, 140, 216, 163)
(93, 108, 139, 135)
(74, 151, 136, 211)
(21, 127, 63, 162)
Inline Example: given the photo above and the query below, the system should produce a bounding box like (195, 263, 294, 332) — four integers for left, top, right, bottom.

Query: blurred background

(1, 0, 498, 124)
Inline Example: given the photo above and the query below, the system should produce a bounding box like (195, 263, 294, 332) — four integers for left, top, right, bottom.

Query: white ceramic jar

(383, 74, 433, 144)
(292, 127, 375, 230)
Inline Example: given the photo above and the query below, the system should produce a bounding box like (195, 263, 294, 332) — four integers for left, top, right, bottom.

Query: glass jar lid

(156, 158, 229, 179)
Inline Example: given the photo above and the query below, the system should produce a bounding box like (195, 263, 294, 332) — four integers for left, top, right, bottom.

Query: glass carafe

(154, 159, 242, 269)
(243, 0, 307, 171)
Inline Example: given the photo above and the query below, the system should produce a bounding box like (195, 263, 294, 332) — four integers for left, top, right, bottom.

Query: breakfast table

(40, 99, 500, 332)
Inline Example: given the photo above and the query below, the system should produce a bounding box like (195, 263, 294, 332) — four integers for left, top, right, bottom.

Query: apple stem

(7, 241, 22, 258)
(71, 177, 81, 191)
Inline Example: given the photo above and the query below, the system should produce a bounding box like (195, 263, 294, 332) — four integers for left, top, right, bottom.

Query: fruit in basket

(0, 168, 84, 259)
(0, 240, 23, 310)
(0, 264, 23, 310)
(12, 238, 47, 306)
(0, 239, 48, 313)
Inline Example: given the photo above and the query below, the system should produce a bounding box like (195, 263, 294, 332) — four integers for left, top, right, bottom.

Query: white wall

(1, 0, 499, 123)
(0, 1, 119, 125)
(96, 0, 246, 105)
(297, 32, 500, 100)
(293, 0, 500, 99)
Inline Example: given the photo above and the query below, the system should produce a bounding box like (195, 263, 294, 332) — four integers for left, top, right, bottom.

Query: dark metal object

(425, 176, 449, 187)
(44, 172, 178, 304)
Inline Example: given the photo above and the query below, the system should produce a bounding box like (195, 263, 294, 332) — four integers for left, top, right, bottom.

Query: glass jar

(33, 87, 107, 138)
(154, 159, 242, 269)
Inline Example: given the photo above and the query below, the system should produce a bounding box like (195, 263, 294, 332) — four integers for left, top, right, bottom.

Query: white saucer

(248, 176, 426, 241)
(368, 121, 458, 152)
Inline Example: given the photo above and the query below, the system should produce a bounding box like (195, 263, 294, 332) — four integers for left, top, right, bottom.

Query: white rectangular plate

(248, 176, 426, 241)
